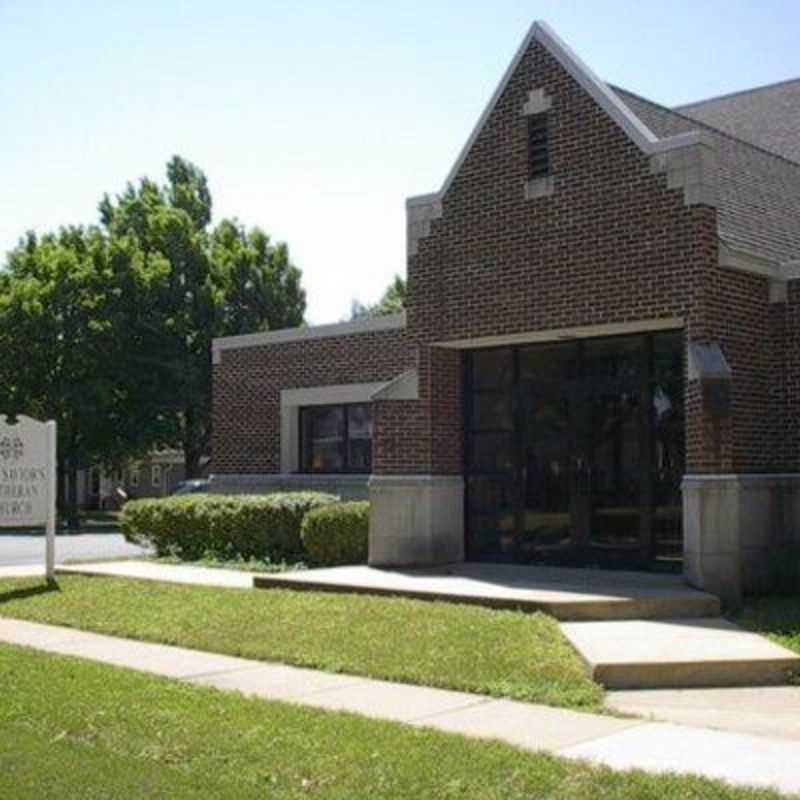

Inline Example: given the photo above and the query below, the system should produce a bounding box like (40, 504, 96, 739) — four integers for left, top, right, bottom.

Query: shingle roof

(676, 79, 800, 165)
(614, 87, 800, 265)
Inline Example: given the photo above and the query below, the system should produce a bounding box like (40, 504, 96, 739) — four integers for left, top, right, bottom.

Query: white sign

(0, 414, 57, 578)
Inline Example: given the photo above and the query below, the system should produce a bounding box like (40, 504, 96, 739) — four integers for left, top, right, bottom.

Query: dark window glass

(583, 336, 645, 384)
(471, 348, 513, 390)
(468, 477, 517, 513)
(470, 392, 514, 432)
(469, 432, 515, 474)
(347, 404, 373, 473)
(300, 403, 372, 474)
(528, 114, 550, 179)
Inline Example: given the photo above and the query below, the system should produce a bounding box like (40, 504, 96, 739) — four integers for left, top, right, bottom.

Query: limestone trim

(521, 87, 552, 116)
(371, 370, 419, 401)
(280, 382, 388, 473)
(524, 176, 554, 200)
(368, 475, 465, 568)
(431, 317, 683, 350)
(212, 312, 406, 364)
(683, 473, 800, 482)
(368, 475, 464, 488)
(649, 136, 718, 208)
(718, 241, 800, 300)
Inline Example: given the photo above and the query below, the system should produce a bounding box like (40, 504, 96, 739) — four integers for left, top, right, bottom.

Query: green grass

(736, 594, 800, 655)
(152, 553, 304, 573)
(0, 643, 789, 800)
(0, 574, 601, 710)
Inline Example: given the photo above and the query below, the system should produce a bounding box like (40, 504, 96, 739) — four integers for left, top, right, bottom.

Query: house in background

(75, 450, 210, 509)
(210, 22, 800, 604)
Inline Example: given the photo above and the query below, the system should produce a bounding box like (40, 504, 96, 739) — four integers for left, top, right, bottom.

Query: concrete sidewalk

(1, 617, 799, 796)
(56, 559, 254, 588)
(0, 565, 46, 579)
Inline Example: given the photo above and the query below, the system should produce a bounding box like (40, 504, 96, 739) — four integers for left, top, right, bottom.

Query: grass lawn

(0, 644, 788, 800)
(0, 574, 601, 710)
(152, 554, 303, 573)
(736, 594, 800, 655)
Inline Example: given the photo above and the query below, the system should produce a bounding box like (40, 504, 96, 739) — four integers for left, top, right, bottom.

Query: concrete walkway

(1, 617, 799, 796)
(254, 562, 721, 621)
(607, 686, 800, 741)
(0, 564, 47, 579)
(562, 617, 800, 689)
(56, 559, 254, 588)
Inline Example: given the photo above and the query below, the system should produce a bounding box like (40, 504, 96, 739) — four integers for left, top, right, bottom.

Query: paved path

(0, 533, 148, 567)
(1, 617, 799, 796)
(254, 562, 720, 621)
(57, 559, 253, 588)
(607, 686, 800, 741)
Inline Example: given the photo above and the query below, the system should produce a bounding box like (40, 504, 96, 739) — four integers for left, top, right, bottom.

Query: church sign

(0, 415, 57, 577)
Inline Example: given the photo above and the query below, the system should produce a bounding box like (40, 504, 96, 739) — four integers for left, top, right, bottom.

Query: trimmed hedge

(120, 492, 338, 561)
(301, 501, 369, 566)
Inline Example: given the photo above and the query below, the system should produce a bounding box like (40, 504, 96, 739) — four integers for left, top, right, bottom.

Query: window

(151, 465, 162, 488)
(300, 403, 373, 474)
(527, 113, 550, 179)
(129, 467, 140, 488)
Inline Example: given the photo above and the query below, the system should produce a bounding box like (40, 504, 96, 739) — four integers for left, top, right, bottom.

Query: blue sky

(2, 1, 799, 323)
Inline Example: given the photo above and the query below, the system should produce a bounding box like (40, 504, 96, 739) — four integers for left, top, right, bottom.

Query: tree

(99, 156, 306, 478)
(350, 274, 406, 319)
(0, 227, 150, 526)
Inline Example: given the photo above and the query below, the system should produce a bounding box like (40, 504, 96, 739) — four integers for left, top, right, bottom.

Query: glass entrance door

(464, 331, 684, 569)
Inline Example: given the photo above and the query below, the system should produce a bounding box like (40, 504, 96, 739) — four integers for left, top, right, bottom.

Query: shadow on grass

(737, 594, 800, 640)
(0, 579, 61, 606)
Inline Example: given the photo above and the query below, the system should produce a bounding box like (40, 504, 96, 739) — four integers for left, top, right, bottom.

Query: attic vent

(527, 114, 550, 180)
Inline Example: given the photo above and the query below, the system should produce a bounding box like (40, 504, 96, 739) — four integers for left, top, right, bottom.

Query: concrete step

(562, 618, 800, 690)
(253, 564, 721, 622)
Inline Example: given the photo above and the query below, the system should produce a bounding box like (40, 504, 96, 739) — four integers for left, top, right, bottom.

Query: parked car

(171, 479, 210, 496)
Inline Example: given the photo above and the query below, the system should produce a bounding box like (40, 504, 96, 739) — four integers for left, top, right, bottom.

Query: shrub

(301, 501, 369, 566)
(121, 492, 338, 562)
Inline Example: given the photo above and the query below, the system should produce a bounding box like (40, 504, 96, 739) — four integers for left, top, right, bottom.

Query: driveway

(0, 532, 150, 567)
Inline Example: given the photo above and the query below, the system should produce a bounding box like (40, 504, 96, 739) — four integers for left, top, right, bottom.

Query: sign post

(0, 415, 58, 579)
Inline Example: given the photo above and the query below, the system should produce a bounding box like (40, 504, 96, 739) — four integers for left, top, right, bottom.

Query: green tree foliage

(98, 156, 306, 478)
(0, 156, 306, 520)
(0, 227, 152, 524)
(351, 274, 406, 319)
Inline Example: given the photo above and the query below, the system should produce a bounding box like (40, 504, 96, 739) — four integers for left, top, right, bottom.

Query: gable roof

(617, 88, 800, 265)
(409, 21, 702, 208)
(676, 79, 800, 165)
(409, 21, 800, 267)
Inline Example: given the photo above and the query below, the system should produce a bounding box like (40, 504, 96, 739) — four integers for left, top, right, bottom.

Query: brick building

(211, 22, 800, 603)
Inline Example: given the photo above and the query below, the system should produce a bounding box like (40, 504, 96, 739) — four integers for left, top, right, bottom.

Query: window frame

(299, 402, 373, 475)
(151, 464, 162, 488)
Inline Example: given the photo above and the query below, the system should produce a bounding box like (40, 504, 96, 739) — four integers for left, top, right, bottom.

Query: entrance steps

(253, 563, 720, 622)
(561, 618, 800, 690)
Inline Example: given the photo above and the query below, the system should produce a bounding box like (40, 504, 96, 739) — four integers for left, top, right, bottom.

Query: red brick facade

(212, 32, 794, 482)
(212, 327, 411, 475)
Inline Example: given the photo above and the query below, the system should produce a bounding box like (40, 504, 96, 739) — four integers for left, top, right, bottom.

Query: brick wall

(212, 327, 411, 474)
(783, 281, 800, 469)
(213, 36, 791, 480)
(398, 40, 728, 474)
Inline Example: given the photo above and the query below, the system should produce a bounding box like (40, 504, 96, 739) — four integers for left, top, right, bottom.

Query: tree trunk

(66, 462, 80, 531)
(56, 458, 67, 520)
(183, 405, 206, 479)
